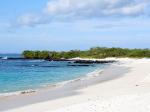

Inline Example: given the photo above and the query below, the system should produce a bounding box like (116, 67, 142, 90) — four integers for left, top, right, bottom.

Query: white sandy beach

(2, 58, 150, 112)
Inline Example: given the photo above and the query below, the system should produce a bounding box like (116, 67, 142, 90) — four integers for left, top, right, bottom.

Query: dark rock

(74, 60, 116, 64)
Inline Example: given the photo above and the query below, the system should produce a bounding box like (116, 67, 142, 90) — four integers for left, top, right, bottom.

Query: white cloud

(106, 1, 147, 16)
(17, 14, 41, 26)
(45, 0, 149, 17)
(17, 0, 149, 26)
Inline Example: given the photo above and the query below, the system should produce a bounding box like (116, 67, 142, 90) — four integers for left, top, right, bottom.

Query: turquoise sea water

(0, 54, 106, 94)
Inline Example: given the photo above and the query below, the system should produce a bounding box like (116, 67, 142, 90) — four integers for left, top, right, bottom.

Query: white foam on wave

(27, 60, 45, 62)
(0, 65, 109, 97)
(0, 89, 37, 97)
(48, 67, 105, 88)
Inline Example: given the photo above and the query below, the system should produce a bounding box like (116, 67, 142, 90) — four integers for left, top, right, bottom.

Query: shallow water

(0, 54, 106, 94)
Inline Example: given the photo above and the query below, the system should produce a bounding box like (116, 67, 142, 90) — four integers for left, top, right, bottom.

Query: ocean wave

(0, 89, 37, 97)
(0, 67, 106, 97)
(43, 68, 104, 88)
(26, 60, 46, 62)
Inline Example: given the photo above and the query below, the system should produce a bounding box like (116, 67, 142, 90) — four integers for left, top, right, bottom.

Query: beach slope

(3, 58, 150, 112)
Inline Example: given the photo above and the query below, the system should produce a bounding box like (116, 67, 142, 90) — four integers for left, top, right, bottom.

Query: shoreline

(0, 58, 117, 97)
(0, 59, 128, 112)
(1, 58, 150, 112)
(0, 63, 108, 98)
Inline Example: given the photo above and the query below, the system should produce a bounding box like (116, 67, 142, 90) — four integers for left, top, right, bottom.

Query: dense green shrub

(22, 47, 150, 59)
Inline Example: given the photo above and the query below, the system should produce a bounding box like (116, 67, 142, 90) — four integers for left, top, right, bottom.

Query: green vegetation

(22, 47, 150, 59)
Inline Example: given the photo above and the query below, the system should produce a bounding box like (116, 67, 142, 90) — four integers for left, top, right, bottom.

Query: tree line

(22, 47, 150, 59)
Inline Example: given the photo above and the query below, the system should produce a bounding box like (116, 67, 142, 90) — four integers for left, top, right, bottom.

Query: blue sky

(0, 0, 150, 53)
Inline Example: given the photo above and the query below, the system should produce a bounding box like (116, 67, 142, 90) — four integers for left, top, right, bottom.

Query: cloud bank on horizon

(17, 0, 150, 27)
